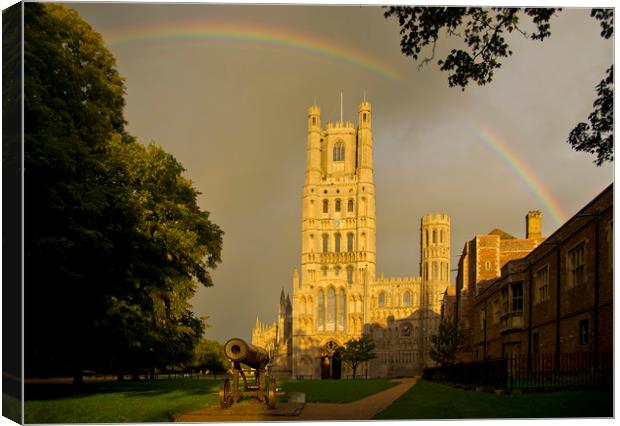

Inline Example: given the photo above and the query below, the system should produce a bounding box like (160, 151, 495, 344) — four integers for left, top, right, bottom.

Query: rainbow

(105, 21, 402, 81)
(475, 124, 567, 228)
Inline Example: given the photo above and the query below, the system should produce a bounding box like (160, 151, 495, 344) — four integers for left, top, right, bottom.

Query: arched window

(424, 264, 429, 280)
(440, 229, 444, 244)
(361, 232, 366, 250)
(378, 292, 386, 308)
(433, 262, 438, 280)
(346, 266, 354, 284)
(347, 199, 354, 212)
(334, 266, 341, 276)
(425, 229, 429, 246)
(317, 289, 325, 331)
(335, 233, 341, 252)
(335, 199, 341, 212)
(347, 233, 354, 252)
(363, 112, 367, 122)
(327, 288, 336, 331)
(322, 199, 329, 213)
(403, 291, 412, 307)
(333, 141, 344, 161)
(322, 234, 329, 253)
(338, 289, 346, 331)
(432, 229, 437, 244)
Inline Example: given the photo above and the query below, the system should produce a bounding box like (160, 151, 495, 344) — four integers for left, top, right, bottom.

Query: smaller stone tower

(419, 213, 451, 368)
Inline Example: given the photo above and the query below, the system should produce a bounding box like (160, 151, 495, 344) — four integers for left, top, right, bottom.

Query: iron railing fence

(424, 352, 613, 390)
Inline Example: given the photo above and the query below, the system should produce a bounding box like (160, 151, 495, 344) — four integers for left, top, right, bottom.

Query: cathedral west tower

(293, 100, 377, 378)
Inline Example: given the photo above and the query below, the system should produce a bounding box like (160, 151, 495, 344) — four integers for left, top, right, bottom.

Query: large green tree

(384, 7, 613, 166)
(24, 3, 223, 381)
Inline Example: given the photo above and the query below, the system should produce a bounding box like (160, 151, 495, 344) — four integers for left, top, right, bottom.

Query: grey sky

(68, 3, 613, 343)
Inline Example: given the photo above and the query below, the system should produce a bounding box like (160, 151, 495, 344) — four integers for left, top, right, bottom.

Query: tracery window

(335, 233, 341, 252)
(403, 291, 412, 307)
(322, 234, 329, 253)
(335, 199, 341, 212)
(327, 288, 336, 331)
(333, 141, 345, 161)
(347, 199, 354, 212)
(322, 199, 329, 213)
(347, 233, 354, 252)
(378, 292, 386, 308)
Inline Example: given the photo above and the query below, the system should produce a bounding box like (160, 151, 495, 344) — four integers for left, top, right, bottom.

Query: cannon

(219, 338, 278, 409)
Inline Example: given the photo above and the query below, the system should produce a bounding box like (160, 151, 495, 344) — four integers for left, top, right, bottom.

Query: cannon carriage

(219, 338, 278, 409)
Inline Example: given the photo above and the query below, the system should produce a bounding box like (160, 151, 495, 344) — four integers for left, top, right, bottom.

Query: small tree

(194, 339, 229, 379)
(340, 336, 377, 379)
(429, 321, 464, 366)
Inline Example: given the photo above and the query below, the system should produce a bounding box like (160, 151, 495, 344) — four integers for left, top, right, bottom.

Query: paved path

(174, 377, 418, 422)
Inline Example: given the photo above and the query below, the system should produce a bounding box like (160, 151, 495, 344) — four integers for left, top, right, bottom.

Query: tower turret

(420, 213, 451, 301)
(356, 100, 373, 182)
(306, 104, 322, 184)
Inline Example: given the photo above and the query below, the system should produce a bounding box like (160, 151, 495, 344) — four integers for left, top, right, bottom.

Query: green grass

(3, 393, 22, 424)
(25, 378, 221, 423)
(374, 380, 613, 419)
(279, 378, 397, 403)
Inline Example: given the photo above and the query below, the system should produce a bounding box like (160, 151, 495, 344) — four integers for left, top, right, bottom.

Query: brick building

(454, 211, 545, 361)
(458, 184, 613, 361)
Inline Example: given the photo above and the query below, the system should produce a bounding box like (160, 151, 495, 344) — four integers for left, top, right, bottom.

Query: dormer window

(333, 141, 344, 162)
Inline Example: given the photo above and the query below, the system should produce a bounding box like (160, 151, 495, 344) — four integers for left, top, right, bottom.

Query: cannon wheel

(267, 378, 277, 409)
(219, 379, 233, 408)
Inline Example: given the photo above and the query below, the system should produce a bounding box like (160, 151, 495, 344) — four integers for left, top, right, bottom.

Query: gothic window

(317, 289, 325, 331)
(432, 229, 437, 244)
(334, 265, 341, 276)
(322, 199, 329, 213)
(403, 291, 412, 307)
(347, 199, 354, 212)
(432, 262, 438, 280)
(378, 292, 386, 308)
(333, 141, 345, 162)
(327, 288, 336, 331)
(363, 112, 367, 122)
(335, 233, 341, 252)
(347, 233, 354, 252)
(335, 199, 341, 212)
(440, 229, 444, 243)
(356, 298, 362, 313)
(424, 264, 429, 280)
(425, 230, 429, 246)
(322, 234, 329, 253)
(346, 266, 354, 284)
(338, 289, 346, 331)
(322, 266, 328, 276)
(361, 232, 366, 250)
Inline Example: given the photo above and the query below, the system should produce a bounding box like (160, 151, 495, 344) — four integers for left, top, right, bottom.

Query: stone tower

(419, 213, 451, 367)
(292, 99, 377, 378)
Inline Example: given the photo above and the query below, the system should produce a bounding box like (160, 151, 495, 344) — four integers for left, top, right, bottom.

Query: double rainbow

(106, 21, 402, 81)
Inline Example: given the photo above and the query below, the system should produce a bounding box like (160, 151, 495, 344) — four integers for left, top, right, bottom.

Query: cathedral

(252, 99, 451, 379)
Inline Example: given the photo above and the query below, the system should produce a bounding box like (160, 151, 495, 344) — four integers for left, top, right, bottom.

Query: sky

(67, 2, 613, 343)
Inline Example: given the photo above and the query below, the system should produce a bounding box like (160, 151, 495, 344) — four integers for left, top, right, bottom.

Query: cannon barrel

(223, 338, 269, 369)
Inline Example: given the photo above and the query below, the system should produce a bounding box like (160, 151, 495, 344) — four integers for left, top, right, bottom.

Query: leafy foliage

(24, 3, 223, 380)
(384, 7, 613, 165)
(193, 339, 230, 377)
(340, 336, 377, 379)
(384, 7, 558, 89)
(567, 65, 614, 166)
(429, 321, 464, 366)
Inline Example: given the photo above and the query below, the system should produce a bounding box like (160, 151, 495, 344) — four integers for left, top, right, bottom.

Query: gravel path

(174, 377, 419, 422)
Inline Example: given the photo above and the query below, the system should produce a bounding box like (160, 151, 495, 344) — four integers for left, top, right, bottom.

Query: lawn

(374, 380, 614, 419)
(279, 378, 396, 403)
(24, 377, 397, 423)
(25, 378, 221, 423)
